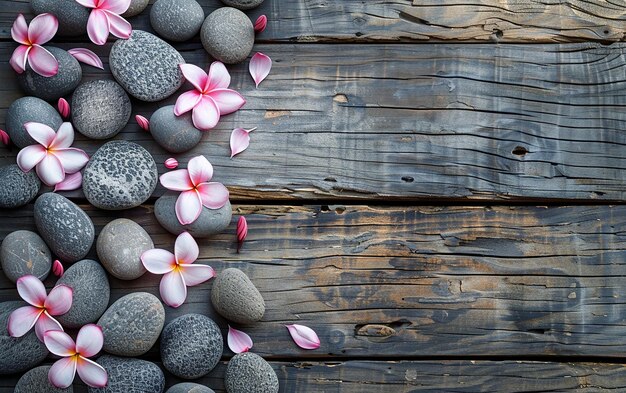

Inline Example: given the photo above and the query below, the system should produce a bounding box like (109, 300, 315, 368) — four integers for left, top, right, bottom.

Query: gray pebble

(201, 7, 254, 64)
(150, 0, 205, 42)
(220, 0, 264, 10)
(155, 196, 232, 238)
(0, 301, 48, 375)
(17, 47, 82, 101)
(56, 259, 110, 328)
(6, 96, 63, 148)
(110, 30, 185, 102)
(211, 268, 265, 324)
(15, 365, 73, 393)
(166, 383, 215, 393)
(97, 218, 152, 280)
(72, 80, 131, 140)
(0, 230, 51, 283)
(34, 193, 95, 263)
(225, 352, 279, 393)
(31, 0, 89, 36)
(0, 165, 41, 209)
(150, 105, 202, 153)
(161, 314, 223, 379)
(88, 355, 165, 393)
(83, 141, 158, 210)
(122, 0, 150, 17)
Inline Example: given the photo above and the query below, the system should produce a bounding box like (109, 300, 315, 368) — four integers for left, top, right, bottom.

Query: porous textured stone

(5, 96, 63, 148)
(200, 7, 254, 64)
(15, 365, 73, 393)
(72, 80, 132, 140)
(31, 0, 89, 36)
(96, 218, 152, 280)
(225, 352, 279, 393)
(0, 165, 41, 209)
(150, 0, 205, 42)
(0, 230, 51, 283)
(155, 196, 232, 237)
(0, 301, 48, 375)
(17, 47, 82, 101)
(88, 355, 165, 393)
(149, 105, 203, 153)
(166, 383, 215, 393)
(220, 0, 264, 10)
(211, 268, 265, 324)
(122, 0, 150, 17)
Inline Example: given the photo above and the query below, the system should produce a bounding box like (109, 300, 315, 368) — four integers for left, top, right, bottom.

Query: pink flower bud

(237, 216, 247, 253)
(135, 115, 150, 131)
(0, 130, 10, 146)
(164, 158, 179, 169)
(52, 260, 64, 277)
(57, 98, 70, 119)
(254, 15, 267, 33)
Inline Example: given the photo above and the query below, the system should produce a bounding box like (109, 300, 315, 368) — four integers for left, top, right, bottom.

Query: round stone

(98, 292, 165, 357)
(0, 165, 41, 209)
(166, 383, 215, 393)
(6, 96, 63, 148)
(34, 193, 95, 263)
(150, 0, 204, 42)
(0, 301, 48, 375)
(201, 7, 254, 64)
(83, 141, 158, 210)
(161, 314, 223, 379)
(149, 105, 202, 153)
(71, 80, 132, 140)
(0, 230, 51, 283)
(155, 196, 232, 237)
(15, 365, 73, 393)
(220, 0, 264, 10)
(97, 218, 152, 280)
(225, 353, 279, 393)
(31, 0, 89, 36)
(88, 355, 165, 393)
(122, 0, 150, 17)
(17, 47, 82, 101)
(56, 259, 110, 328)
(110, 30, 185, 102)
(211, 268, 265, 324)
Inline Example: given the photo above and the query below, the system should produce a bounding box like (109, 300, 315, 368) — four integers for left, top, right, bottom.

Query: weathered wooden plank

(1, 42, 625, 201)
(1, 204, 625, 358)
(0, 0, 624, 43)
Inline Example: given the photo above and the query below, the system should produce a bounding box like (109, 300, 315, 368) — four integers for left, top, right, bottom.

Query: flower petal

(48, 357, 77, 389)
(76, 324, 103, 357)
(227, 326, 253, 354)
(53, 148, 89, 174)
(16, 275, 47, 307)
(50, 122, 74, 149)
(75, 0, 98, 7)
(209, 88, 246, 116)
(164, 158, 178, 169)
(44, 285, 73, 316)
(7, 306, 42, 338)
(160, 270, 187, 308)
(52, 260, 64, 277)
(175, 190, 203, 225)
(179, 264, 215, 286)
(54, 172, 83, 192)
(207, 61, 230, 90)
(36, 153, 66, 186)
(105, 10, 132, 39)
(44, 329, 76, 357)
(249, 52, 272, 88)
(28, 44, 59, 77)
(28, 13, 59, 44)
(180, 63, 208, 92)
(230, 127, 252, 158)
(24, 122, 56, 147)
(87, 9, 110, 45)
(17, 144, 47, 172)
(174, 232, 199, 264)
(135, 114, 150, 131)
(174, 90, 202, 116)
(101, 0, 132, 14)
(159, 169, 193, 191)
(11, 14, 29, 45)
(192, 96, 220, 131)
(76, 357, 108, 388)
(254, 15, 267, 34)
(141, 249, 176, 274)
(187, 155, 213, 185)
(35, 311, 64, 342)
(68, 48, 104, 69)
(196, 182, 230, 209)
(286, 324, 321, 349)
(57, 98, 71, 119)
(9, 45, 30, 74)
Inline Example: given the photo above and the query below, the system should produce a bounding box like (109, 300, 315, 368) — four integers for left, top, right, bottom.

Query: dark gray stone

(31, 0, 89, 36)
(0, 230, 51, 283)
(225, 353, 279, 393)
(211, 268, 265, 324)
(220, 0, 264, 10)
(0, 301, 48, 375)
(34, 193, 95, 263)
(160, 314, 223, 379)
(97, 218, 152, 280)
(56, 259, 110, 328)
(201, 7, 254, 64)
(17, 47, 82, 101)
(88, 355, 165, 393)
(83, 141, 158, 210)
(0, 165, 41, 208)
(155, 196, 232, 238)
(6, 96, 63, 148)
(150, 0, 204, 41)
(15, 365, 73, 393)
(166, 383, 215, 393)
(110, 30, 185, 102)
(122, 0, 150, 17)
(149, 105, 202, 153)
(72, 80, 131, 140)
(98, 292, 165, 357)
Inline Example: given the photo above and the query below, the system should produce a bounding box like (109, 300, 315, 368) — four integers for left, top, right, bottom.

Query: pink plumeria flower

(44, 324, 107, 388)
(10, 13, 59, 77)
(175, 62, 246, 131)
(75, 0, 132, 45)
(159, 155, 230, 225)
(16, 122, 89, 187)
(8, 275, 72, 342)
(141, 232, 216, 308)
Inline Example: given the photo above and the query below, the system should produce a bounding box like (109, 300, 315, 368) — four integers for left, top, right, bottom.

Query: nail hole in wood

(321, 205, 330, 212)
(333, 94, 348, 103)
(512, 146, 528, 156)
(604, 29, 610, 35)
(401, 176, 414, 183)
(494, 29, 503, 39)
(324, 177, 337, 182)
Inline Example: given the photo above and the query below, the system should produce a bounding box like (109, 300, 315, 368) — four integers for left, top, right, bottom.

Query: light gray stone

(225, 353, 279, 393)
(17, 47, 82, 101)
(15, 365, 73, 393)
(0, 301, 48, 375)
(211, 268, 265, 324)
(97, 218, 152, 280)
(150, 0, 204, 41)
(122, 0, 150, 17)
(6, 96, 63, 148)
(149, 105, 202, 153)
(88, 355, 165, 393)
(166, 383, 215, 393)
(201, 7, 254, 64)
(155, 196, 232, 238)
(72, 80, 131, 140)
(220, 0, 264, 10)
(31, 0, 89, 36)
(0, 165, 41, 209)
(0, 230, 51, 283)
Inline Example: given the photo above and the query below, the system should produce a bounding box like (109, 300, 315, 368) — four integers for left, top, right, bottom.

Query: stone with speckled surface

(15, 365, 73, 393)
(6, 96, 63, 148)
(0, 230, 51, 283)
(31, 0, 89, 36)
(88, 356, 165, 393)
(201, 8, 254, 64)
(150, 0, 204, 42)
(97, 218, 151, 280)
(225, 352, 279, 393)
(149, 105, 202, 153)
(0, 165, 41, 209)
(0, 301, 48, 375)
(166, 383, 215, 393)
(220, 0, 264, 10)
(72, 80, 132, 140)
(17, 47, 82, 101)
(211, 268, 265, 324)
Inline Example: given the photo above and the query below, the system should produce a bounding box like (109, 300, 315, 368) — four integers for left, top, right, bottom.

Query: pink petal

(36, 154, 66, 186)
(249, 52, 272, 88)
(179, 264, 215, 286)
(9, 45, 30, 74)
(159, 270, 187, 308)
(105, 10, 132, 39)
(76, 324, 103, 357)
(237, 216, 247, 252)
(43, 329, 76, 357)
(8, 306, 42, 338)
(11, 14, 29, 45)
(57, 98, 71, 119)
(192, 96, 220, 131)
(227, 326, 253, 354)
(28, 13, 59, 44)
(174, 90, 202, 116)
(68, 48, 104, 69)
(159, 169, 193, 191)
(44, 285, 73, 316)
(24, 122, 56, 147)
(141, 249, 176, 274)
(0, 130, 9, 146)
(87, 9, 110, 45)
(50, 122, 75, 149)
(28, 45, 59, 77)
(230, 127, 256, 158)
(209, 89, 246, 116)
(135, 114, 150, 131)
(196, 182, 229, 209)
(76, 357, 108, 388)
(285, 324, 321, 349)
(175, 190, 203, 225)
(17, 144, 47, 172)
(52, 148, 89, 174)
(34, 311, 63, 342)
(48, 357, 77, 389)
(254, 15, 267, 34)
(75, 0, 98, 7)
(180, 63, 209, 92)
(54, 172, 83, 192)
(52, 260, 64, 277)
(16, 275, 47, 307)
(187, 155, 213, 185)
(207, 61, 231, 90)
(174, 232, 199, 264)
(164, 158, 178, 169)
(101, 0, 131, 14)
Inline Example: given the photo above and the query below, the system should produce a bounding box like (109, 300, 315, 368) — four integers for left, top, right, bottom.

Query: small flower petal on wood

(249, 52, 272, 88)
(164, 158, 179, 169)
(52, 260, 64, 277)
(285, 324, 321, 349)
(227, 326, 253, 353)
(237, 216, 247, 253)
(68, 48, 104, 69)
(135, 114, 150, 131)
(54, 172, 83, 192)
(254, 15, 267, 33)
(230, 127, 256, 158)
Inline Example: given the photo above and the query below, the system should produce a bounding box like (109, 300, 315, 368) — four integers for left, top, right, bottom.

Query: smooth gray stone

(31, 0, 89, 36)
(149, 105, 202, 153)
(98, 292, 165, 357)
(0, 230, 51, 283)
(0, 301, 48, 375)
(6, 96, 63, 148)
(122, 0, 150, 17)
(0, 165, 41, 209)
(150, 0, 204, 42)
(72, 80, 131, 140)
(110, 30, 185, 102)
(56, 259, 110, 328)
(17, 47, 82, 101)
(166, 383, 215, 393)
(34, 193, 94, 263)
(225, 353, 279, 393)
(83, 141, 158, 210)
(88, 355, 165, 393)
(220, 0, 264, 10)
(201, 7, 254, 64)
(161, 314, 223, 379)
(211, 268, 265, 324)
(15, 365, 73, 393)
(155, 196, 232, 238)
(97, 218, 151, 280)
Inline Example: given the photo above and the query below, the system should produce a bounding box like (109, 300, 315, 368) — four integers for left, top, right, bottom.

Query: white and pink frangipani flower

(159, 155, 230, 225)
(10, 13, 59, 77)
(227, 325, 253, 354)
(44, 324, 108, 388)
(16, 122, 89, 187)
(285, 324, 321, 350)
(249, 52, 272, 88)
(141, 232, 216, 308)
(75, 0, 132, 45)
(8, 275, 72, 342)
(175, 62, 246, 131)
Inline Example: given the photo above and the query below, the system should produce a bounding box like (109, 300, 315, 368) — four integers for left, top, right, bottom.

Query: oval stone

(15, 365, 73, 393)
(0, 165, 41, 209)
(110, 30, 185, 102)
(31, 0, 89, 36)
(220, 0, 264, 10)
(225, 353, 279, 393)
(88, 356, 165, 393)
(161, 314, 223, 379)
(150, 0, 204, 42)
(97, 218, 152, 280)
(34, 193, 94, 263)
(166, 383, 215, 393)
(56, 259, 110, 328)
(201, 7, 254, 64)
(0, 230, 51, 283)
(6, 96, 63, 148)
(72, 80, 132, 140)
(17, 47, 82, 101)
(211, 268, 265, 324)
(98, 292, 165, 356)
(122, 0, 150, 17)
(149, 105, 202, 153)
(0, 301, 48, 375)
(83, 141, 158, 210)
(155, 196, 232, 237)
